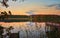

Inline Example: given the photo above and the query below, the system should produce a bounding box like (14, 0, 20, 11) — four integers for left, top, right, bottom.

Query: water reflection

(0, 22, 47, 38)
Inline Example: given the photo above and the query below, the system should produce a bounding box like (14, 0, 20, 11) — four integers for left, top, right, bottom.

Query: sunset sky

(0, 0, 60, 15)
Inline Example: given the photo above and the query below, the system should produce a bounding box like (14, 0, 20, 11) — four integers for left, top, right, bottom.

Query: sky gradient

(0, 0, 60, 15)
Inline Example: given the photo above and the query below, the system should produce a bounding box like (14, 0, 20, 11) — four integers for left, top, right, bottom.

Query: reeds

(19, 22, 47, 38)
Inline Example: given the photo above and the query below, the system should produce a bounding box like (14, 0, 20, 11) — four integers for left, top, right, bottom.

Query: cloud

(25, 10, 37, 15)
(47, 4, 60, 10)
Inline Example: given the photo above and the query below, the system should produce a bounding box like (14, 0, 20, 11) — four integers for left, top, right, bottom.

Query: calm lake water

(0, 22, 48, 38)
(0, 22, 46, 33)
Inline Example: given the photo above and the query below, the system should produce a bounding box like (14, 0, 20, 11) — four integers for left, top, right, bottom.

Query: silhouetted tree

(0, 25, 4, 38)
(0, 12, 5, 20)
(8, 11, 12, 15)
(0, 11, 12, 20)
(0, 11, 8, 20)
(6, 26, 14, 38)
(2, 0, 9, 8)
(4, 11, 8, 19)
(0, 0, 25, 8)
(4, 11, 7, 15)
